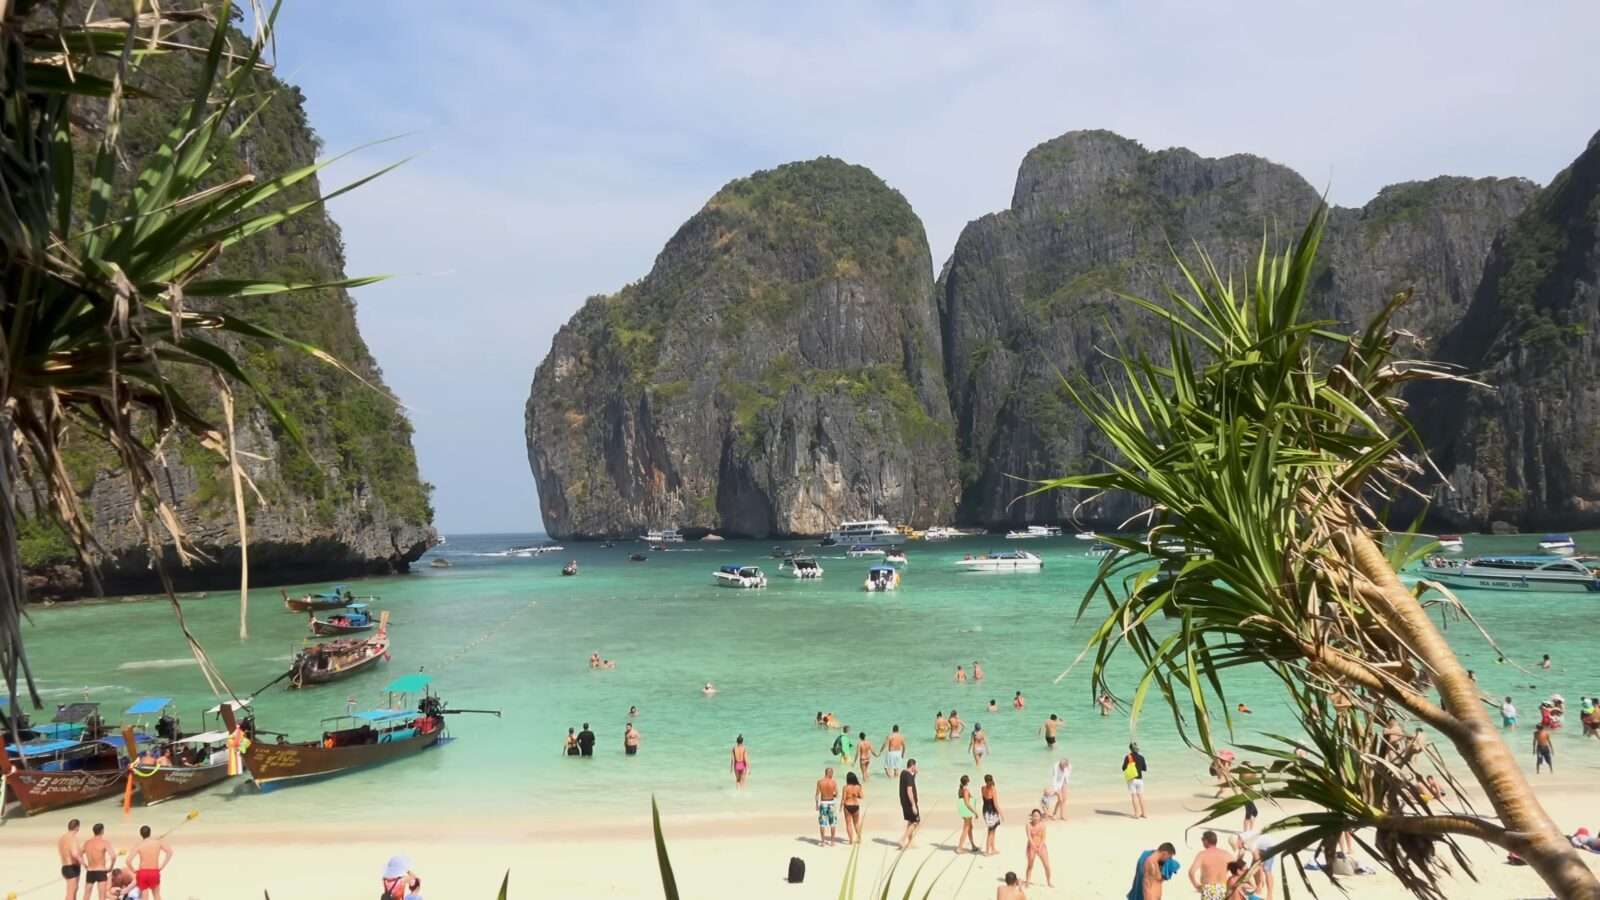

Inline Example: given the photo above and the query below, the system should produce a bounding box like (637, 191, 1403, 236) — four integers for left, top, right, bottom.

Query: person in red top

(382, 856, 421, 899)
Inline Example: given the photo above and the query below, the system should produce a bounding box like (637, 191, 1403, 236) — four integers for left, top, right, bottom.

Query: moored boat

(308, 603, 377, 637)
(864, 565, 901, 591)
(283, 584, 372, 613)
(884, 548, 908, 565)
(1, 704, 137, 816)
(826, 518, 900, 547)
(1420, 555, 1600, 592)
(1085, 542, 1119, 559)
(1074, 531, 1097, 541)
(1005, 525, 1062, 539)
(642, 528, 684, 543)
(223, 674, 497, 791)
(429, 557, 451, 568)
(1436, 534, 1464, 552)
(955, 550, 1044, 572)
(1538, 534, 1577, 555)
(290, 613, 391, 688)
(780, 556, 824, 579)
(561, 560, 579, 576)
(923, 526, 956, 542)
(846, 544, 886, 558)
(714, 565, 767, 588)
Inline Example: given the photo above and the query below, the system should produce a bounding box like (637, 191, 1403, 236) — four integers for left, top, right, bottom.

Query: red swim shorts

(137, 869, 161, 890)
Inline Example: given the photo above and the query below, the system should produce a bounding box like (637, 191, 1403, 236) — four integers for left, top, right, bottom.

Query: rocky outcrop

(525, 159, 958, 538)
(1414, 130, 1600, 529)
(23, 51, 434, 598)
(937, 130, 1535, 528)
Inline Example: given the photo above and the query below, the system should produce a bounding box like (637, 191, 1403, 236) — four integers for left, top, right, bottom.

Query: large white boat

(924, 526, 957, 542)
(955, 550, 1044, 572)
(1005, 525, 1062, 540)
(780, 557, 824, 579)
(643, 528, 684, 543)
(864, 566, 901, 591)
(826, 519, 901, 547)
(1420, 555, 1600, 592)
(714, 565, 767, 588)
(1538, 534, 1577, 555)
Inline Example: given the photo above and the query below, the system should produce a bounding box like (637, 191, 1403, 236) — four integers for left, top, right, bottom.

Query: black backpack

(831, 736, 844, 757)
(787, 856, 806, 883)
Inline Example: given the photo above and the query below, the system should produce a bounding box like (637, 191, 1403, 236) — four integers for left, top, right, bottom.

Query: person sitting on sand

(997, 871, 1027, 900)
(381, 856, 422, 900)
(1571, 827, 1600, 852)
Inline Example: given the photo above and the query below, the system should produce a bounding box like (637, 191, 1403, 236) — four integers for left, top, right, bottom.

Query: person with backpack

(381, 856, 422, 899)
(1121, 742, 1149, 818)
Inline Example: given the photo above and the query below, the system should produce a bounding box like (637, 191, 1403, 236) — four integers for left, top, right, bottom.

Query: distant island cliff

(527, 129, 1600, 539)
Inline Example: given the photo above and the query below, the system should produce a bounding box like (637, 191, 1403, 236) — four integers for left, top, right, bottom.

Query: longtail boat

(222, 673, 498, 791)
(290, 612, 391, 688)
(308, 603, 377, 637)
(1, 705, 140, 817)
(283, 584, 377, 613)
(125, 699, 254, 806)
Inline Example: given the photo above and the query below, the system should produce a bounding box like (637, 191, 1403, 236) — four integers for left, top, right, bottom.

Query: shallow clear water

(14, 531, 1596, 824)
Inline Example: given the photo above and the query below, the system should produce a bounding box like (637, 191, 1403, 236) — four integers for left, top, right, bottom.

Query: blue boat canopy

(97, 732, 151, 750)
(124, 697, 173, 716)
(384, 673, 434, 693)
(349, 709, 416, 724)
(1543, 534, 1574, 541)
(869, 565, 896, 574)
(4, 737, 81, 756)
(719, 564, 745, 575)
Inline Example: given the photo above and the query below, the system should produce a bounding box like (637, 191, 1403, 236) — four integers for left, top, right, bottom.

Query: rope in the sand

(5, 812, 200, 900)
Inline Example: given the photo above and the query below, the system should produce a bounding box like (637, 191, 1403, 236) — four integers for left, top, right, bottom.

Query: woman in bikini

(935, 711, 950, 741)
(956, 775, 981, 853)
(562, 728, 579, 756)
(731, 735, 750, 789)
(969, 723, 989, 767)
(841, 772, 865, 845)
(981, 773, 1003, 856)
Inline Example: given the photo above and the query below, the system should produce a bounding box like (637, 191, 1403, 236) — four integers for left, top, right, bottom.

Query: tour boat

(510, 544, 564, 556)
(714, 565, 767, 588)
(643, 528, 684, 543)
(847, 544, 886, 558)
(924, 526, 956, 541)
(884, 548, 908, 565)
(1436, 534, 1464, 552)
(826, 518, 901, 547)
(864, 565, 901, 591)
(955, 550, 1044, 572)
(780, 557, 824, 579)
(1006, 525, 1062, 539)
(1420, 555, 1600, 592)
(561, 561, 578, 576)
(1538, 534, 1577, 555)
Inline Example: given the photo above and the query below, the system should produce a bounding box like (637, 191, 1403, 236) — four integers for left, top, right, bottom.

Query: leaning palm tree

(1038, 205, 1598, 899)
(1, 0, 390, 726)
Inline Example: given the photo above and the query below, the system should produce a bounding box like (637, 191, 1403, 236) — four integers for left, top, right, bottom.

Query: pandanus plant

(1038, 205, 1598, 898)
(0, 0, 392, 729)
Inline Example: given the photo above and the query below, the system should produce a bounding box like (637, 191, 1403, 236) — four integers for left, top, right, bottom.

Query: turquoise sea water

(13, 531, 1599, 825)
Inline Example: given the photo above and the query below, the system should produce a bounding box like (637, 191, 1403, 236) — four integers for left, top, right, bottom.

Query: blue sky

(271, 1, 1598, 533)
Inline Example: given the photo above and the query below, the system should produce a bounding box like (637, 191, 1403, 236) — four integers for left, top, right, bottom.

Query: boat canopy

(124, 697, 173, 716)
(384, 673, 434, 694)
(869, 566, 896, 574)
(175, 730, 230, 745)
(97, 732, 150, 750)
(349, 709, 417, 724)
(204, 698, 252, 715)
(719, 564, 745, 575)
(4, 737, 80, 756)
(343, 603, 371, 612)
(1542, 534, 1574, 542)
(53, 702, 99, 723)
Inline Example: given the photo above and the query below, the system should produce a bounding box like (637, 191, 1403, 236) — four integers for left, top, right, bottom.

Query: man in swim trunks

(58, 819, 83, 900)
(82, 822, 114, 900)
(577, 722, 596, 757)
(624, 722, 641, 756)
(731, 735, 750, 789)
(854, 731, 875, 781)
(897, 759, 921, 849)
(1188, 830, 1232, 900)
(882, 725, 907, 778)
(1534, 724, 1555, 773)
(1502, 696, 1518, 729)
(815, 767, 840, 846)
(128, 824, 172, 900)
(1039, 714, 1061, 748)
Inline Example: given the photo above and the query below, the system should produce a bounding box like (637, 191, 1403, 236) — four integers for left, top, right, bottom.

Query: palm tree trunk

(0, 412, 42, 747)
(1341, 528, 1599, 899)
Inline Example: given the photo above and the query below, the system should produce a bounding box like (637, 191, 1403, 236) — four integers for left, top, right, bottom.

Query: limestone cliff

(525, 159, 958, 538)
(1415, 130, 1600, 528)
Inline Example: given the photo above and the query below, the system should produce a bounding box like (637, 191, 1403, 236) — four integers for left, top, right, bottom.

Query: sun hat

(384, 856, 411, 879)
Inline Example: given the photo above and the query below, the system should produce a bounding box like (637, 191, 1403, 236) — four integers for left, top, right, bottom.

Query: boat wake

(116, 657, 199, 671)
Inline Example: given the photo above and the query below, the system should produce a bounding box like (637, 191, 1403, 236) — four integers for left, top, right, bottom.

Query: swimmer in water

(628, 705, 638, 718)
(956, 665, 967, 684)
(988, 699, 998, 713)
(1237, 703, 1253, 714)
(703, 682, 718, 696)
(973, 660, 985, 682)
(1014, 691, 1025, 711)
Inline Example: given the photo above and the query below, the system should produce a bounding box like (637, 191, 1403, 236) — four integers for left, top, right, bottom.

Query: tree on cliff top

(1041, 205, 1598, 898)
(0, 0, 392, 725)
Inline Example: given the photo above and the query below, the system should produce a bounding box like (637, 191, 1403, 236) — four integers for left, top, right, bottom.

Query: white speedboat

(827, 518, 901, 547)
(955, 550, 1044, 572)
(510, 544, 564, 557)
(884, 549, 908, 565)
(1436, 534, 1464, 552)
(864, 565, 900, 591)
(847, 544, 886, 558)
(1074, 531, 1097, 541)
(643, 528, 684, 543)
(714, 565, 767, 588)
(1538, 534, 1577, 555)
(781, 557, 824, 579)
(1005, 525, 1062, 539)
(1085, 542, 1119, 559)
(924, 526, 956, 542)
(1420, 555, 1600, 592)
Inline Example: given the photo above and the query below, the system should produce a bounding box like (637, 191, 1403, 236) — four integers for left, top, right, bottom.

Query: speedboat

(827, 518, 901, 547)
(1005, 525, 1062, 539)
(864, 566, 901, 591)
(1420, 555, 1600, 592)
(955, 550, 1044, 572)
(780, 556, 824, 579)
(561, 561, 578, 576)
(714, 565, 767, 588)
(1538, 534, 1577, 555)
(1074, 531, 1097, 541)
(643, 528, 684, 543)
(847, 544, 886, 558)
(1085, 542, 1119, 559)
(884, 548, 908, 565)
(923, 526, 956, 541)
(1436, 534, 1464, 552)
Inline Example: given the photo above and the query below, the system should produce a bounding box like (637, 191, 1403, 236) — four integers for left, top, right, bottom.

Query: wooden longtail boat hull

(134, 762, 233, 805)
(1, 766, 128, 816)
(310, 619, 376, 636)
(285, 596, 353, 612)
(240, 731, 441, 790)
(290, 637, 389, 687)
